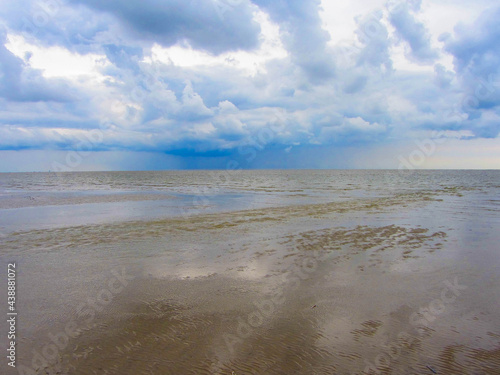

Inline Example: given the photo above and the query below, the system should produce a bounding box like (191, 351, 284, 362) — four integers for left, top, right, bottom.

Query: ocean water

(0, 170, 499, 374)
(0, 169, 498, 231)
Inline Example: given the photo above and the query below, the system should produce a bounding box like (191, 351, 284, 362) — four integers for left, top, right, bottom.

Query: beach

(0, 170, 499, 374)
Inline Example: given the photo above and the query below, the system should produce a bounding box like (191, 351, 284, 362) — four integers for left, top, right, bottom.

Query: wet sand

(0, 192, 179, 210)
(1, 171, 499, 375)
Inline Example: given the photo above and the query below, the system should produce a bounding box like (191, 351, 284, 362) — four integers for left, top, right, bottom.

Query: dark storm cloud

(69, 0, 261, 54)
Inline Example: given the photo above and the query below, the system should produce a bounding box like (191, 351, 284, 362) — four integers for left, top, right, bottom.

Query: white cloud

(147, 9, 287, 76)
(5, 33, 109, 80)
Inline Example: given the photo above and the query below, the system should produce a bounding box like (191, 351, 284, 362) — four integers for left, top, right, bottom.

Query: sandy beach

(0, 170, 499, 375)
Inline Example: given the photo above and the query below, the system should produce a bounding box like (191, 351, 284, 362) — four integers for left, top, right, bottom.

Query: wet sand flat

(0, 170, 499, 375)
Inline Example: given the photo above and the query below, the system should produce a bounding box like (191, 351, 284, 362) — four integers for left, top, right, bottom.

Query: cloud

(389, 2, 439, 64)
(441, 5, 500, 136)
(355, 11, 393, 71)
(441, 5, 500, 117)
(442, 5, 500, 76)
(0, 0, 262, 55)
(0, 30, 79, 102)
(343, 75, 368, 94)
(252, 0, 335, 83)
(317, 116, 387, 144)
(0, 0, 498, 170)
(0, 0, 114, 54)
(69, 0, 261, 54)
(102, 44, 143, 71)
(434, 64, 454, 89)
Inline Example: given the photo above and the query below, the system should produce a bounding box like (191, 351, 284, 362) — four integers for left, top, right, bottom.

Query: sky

(0, 0, 499, 171)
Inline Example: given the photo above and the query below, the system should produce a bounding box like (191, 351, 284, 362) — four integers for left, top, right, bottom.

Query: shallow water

(0, 170, 499, 374)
